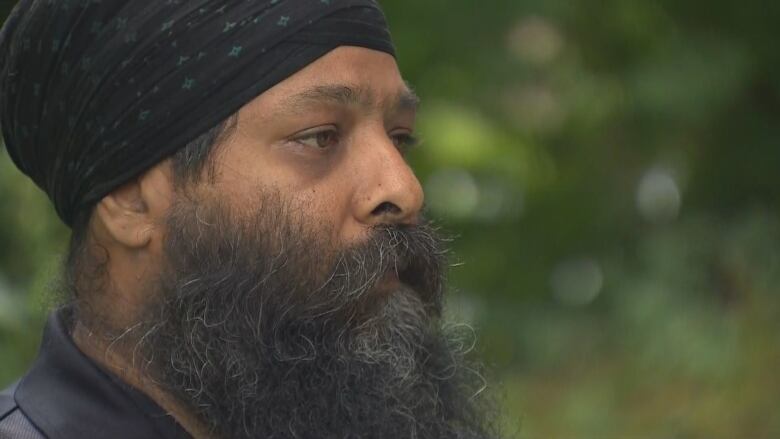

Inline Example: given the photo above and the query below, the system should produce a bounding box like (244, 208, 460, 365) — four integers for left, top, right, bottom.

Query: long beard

(135, 191, 497, 439)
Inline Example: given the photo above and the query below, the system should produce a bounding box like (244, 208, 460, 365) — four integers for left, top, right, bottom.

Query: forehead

(239, 46, 412, 117)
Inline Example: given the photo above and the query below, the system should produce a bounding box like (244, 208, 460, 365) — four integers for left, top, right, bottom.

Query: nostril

(372, 201, 401, 216)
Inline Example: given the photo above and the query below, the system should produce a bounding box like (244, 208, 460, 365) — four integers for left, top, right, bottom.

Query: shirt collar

(15, 307, 191, 439)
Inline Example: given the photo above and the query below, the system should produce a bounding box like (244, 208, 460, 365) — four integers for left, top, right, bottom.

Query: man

(0, 1, 497, 438)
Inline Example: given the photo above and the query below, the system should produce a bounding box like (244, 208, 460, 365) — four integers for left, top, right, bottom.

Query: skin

(71, 46, 425, 438)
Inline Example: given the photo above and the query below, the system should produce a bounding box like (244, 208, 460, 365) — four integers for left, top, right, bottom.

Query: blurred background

(2, 0, 780, 437)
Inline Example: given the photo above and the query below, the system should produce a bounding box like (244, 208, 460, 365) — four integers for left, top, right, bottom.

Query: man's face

(112, 46, 495, 439)
(203, 45, 424, 247)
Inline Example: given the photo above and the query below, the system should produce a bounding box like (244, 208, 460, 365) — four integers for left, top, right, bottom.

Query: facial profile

(106, 46, 497, 439)
(0, 2, 500, 438)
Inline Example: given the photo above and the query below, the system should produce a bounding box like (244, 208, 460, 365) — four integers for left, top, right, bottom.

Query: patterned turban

(0, 0, 395, 226)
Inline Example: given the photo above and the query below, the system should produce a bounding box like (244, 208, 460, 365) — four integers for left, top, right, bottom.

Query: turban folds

(0, 0, 395, 226)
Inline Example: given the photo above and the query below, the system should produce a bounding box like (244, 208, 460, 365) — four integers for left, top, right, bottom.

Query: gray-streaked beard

(133, 190, 498, 439)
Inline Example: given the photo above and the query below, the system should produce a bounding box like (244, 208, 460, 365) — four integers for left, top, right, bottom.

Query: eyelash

(292, 128, 420, 154)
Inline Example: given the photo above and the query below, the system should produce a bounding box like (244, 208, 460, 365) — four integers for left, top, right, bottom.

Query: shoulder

(0, 382, 45, 439)
(0, 381, 18, 421)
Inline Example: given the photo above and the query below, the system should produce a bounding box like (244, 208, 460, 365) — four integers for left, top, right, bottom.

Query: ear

(93, 161, 175, 250)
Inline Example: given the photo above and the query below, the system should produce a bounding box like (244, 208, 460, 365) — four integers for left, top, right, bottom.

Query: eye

(292, 127, 340, 150)
(391, 132, 420, 154)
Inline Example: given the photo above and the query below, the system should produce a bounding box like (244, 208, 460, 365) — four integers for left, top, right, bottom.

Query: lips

(379, 270, 402, 290)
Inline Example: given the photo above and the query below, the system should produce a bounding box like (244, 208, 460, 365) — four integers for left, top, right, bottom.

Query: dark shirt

(0, 308, 191, 439)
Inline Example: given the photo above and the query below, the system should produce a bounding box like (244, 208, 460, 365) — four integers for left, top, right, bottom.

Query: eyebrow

(278, 82, 420, 115)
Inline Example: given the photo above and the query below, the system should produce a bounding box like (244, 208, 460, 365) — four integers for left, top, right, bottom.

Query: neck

(71, 319, 213, 439)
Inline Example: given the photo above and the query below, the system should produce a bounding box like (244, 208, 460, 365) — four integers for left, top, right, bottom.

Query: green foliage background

(2, 1, 779, 437)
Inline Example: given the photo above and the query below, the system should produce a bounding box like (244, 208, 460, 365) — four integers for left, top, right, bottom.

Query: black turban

(0, 0, 395, 227)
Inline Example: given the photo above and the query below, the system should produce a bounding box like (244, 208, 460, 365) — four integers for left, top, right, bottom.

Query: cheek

(216, 135, 333, 193)
(298, 183, 348, 220)
(293, 181, 362, 244)
(209, 134, 362, 241)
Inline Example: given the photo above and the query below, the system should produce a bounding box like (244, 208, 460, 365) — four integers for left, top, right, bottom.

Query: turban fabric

(0, 0, 395, 226)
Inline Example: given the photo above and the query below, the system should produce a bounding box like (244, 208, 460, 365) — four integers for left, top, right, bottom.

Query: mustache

(160, 193, 451, 323)
(293, 221, 452, 321)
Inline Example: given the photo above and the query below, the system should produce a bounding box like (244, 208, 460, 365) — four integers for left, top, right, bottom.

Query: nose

(353, 130, 424, 227)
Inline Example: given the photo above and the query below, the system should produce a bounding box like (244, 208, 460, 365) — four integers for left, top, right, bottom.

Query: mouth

(369, 257, 428, 302)
(381, 270, 401, 285)
(377, 270, 402, 292)
(376, 254, 411, 290)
